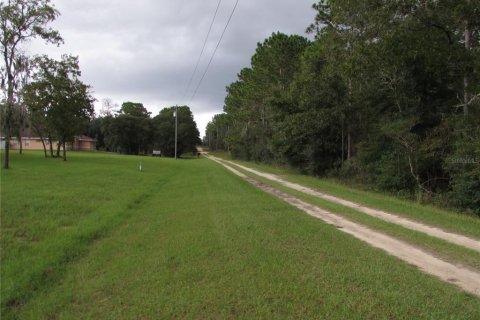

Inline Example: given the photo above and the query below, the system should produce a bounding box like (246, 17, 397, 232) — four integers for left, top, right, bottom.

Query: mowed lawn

(1, 152, 479, 319)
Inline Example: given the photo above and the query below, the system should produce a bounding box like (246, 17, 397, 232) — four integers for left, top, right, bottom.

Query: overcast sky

(29, 0, 317, 137)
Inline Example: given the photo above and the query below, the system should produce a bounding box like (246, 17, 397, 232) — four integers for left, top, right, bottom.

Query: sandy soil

(207, 155, 480, 297)
(211, 156, 480, 253)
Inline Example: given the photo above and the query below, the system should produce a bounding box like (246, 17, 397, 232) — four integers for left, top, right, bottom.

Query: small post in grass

(139, 160, 143, 172)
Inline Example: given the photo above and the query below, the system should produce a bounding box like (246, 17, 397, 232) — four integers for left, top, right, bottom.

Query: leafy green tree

(205, 113, 230, 151)
(23, 55, 94, 161)
(23, 79, 55, 157)
(84, 117, 104, 150)
(119, 102, 151, 118)
(101, 102, 152, 155)
(279, 38, 346, 173)
(91, 99, 118, 152)
(152, 106, 200, 157)
(1, 0, 62, 168)
(444, 116, 480, 213)
(224, 33, 310, 162)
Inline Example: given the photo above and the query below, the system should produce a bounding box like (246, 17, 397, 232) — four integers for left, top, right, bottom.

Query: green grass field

(1, 151, 479, 319)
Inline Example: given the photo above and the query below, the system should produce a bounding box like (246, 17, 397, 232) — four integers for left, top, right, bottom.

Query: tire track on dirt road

(206, 155, 480, 297)
(210, 156, 480, 254)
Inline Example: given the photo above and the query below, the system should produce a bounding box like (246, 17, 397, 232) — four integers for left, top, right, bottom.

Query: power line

(189, 0, 240, 104)
(182, 0, 223, 102)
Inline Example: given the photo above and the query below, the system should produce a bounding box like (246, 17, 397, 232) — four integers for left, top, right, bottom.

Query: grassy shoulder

(210, 151, 480, 239)
(2, 152, 479, 319)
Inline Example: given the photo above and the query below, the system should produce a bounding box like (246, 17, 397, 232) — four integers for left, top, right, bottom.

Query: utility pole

(174, 104, 178, 159)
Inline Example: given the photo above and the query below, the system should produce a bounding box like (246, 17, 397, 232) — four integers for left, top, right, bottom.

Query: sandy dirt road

(211, 156, 480, 253)
(206, 155, 480, 297)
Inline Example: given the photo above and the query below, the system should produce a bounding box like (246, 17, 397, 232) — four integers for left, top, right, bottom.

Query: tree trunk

(3, 104, 12, 169)
(3, 71, 15, 169)
(347, 132, 352, 160)
(261, 105, 265, 127)
(3, 135, 10, 169)
(226, 126, 230, 152)
(48, 135, 54, 158)
(56, 140, 61, 158)
(18, 136, 23, 154)
(62, 140, 67, 161)
(463, 19, 472, 116)
(341, 122, 345, 162)
(40, 136, 47, 158)
(33, 125, 48, 158)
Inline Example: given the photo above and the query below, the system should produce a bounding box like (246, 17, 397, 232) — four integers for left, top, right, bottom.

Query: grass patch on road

(210, 152, 480, 239)
(1, 152, 479, 319)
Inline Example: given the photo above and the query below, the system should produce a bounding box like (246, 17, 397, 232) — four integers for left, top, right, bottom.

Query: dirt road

(212, 156, 480, 253)
(207, 155, 480, 297)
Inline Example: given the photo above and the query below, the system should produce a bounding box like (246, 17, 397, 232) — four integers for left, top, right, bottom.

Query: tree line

(205, 0, 480, 214)
(85, 101, 200, 157)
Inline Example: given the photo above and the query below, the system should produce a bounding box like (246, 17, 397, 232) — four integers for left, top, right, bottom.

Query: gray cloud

(28, 0, 317, 136)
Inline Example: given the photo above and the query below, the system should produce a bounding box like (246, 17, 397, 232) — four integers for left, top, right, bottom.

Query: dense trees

(102, 102, 152, 155)
(206, 1, 480, 214)
(219, 32, 310, 162)
(204, 113, 229, 151)
(152, 106, 201, 157)
(94, 104, 200, 157)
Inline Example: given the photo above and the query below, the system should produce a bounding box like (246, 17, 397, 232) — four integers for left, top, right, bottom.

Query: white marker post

(139, 160, 143, 172)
